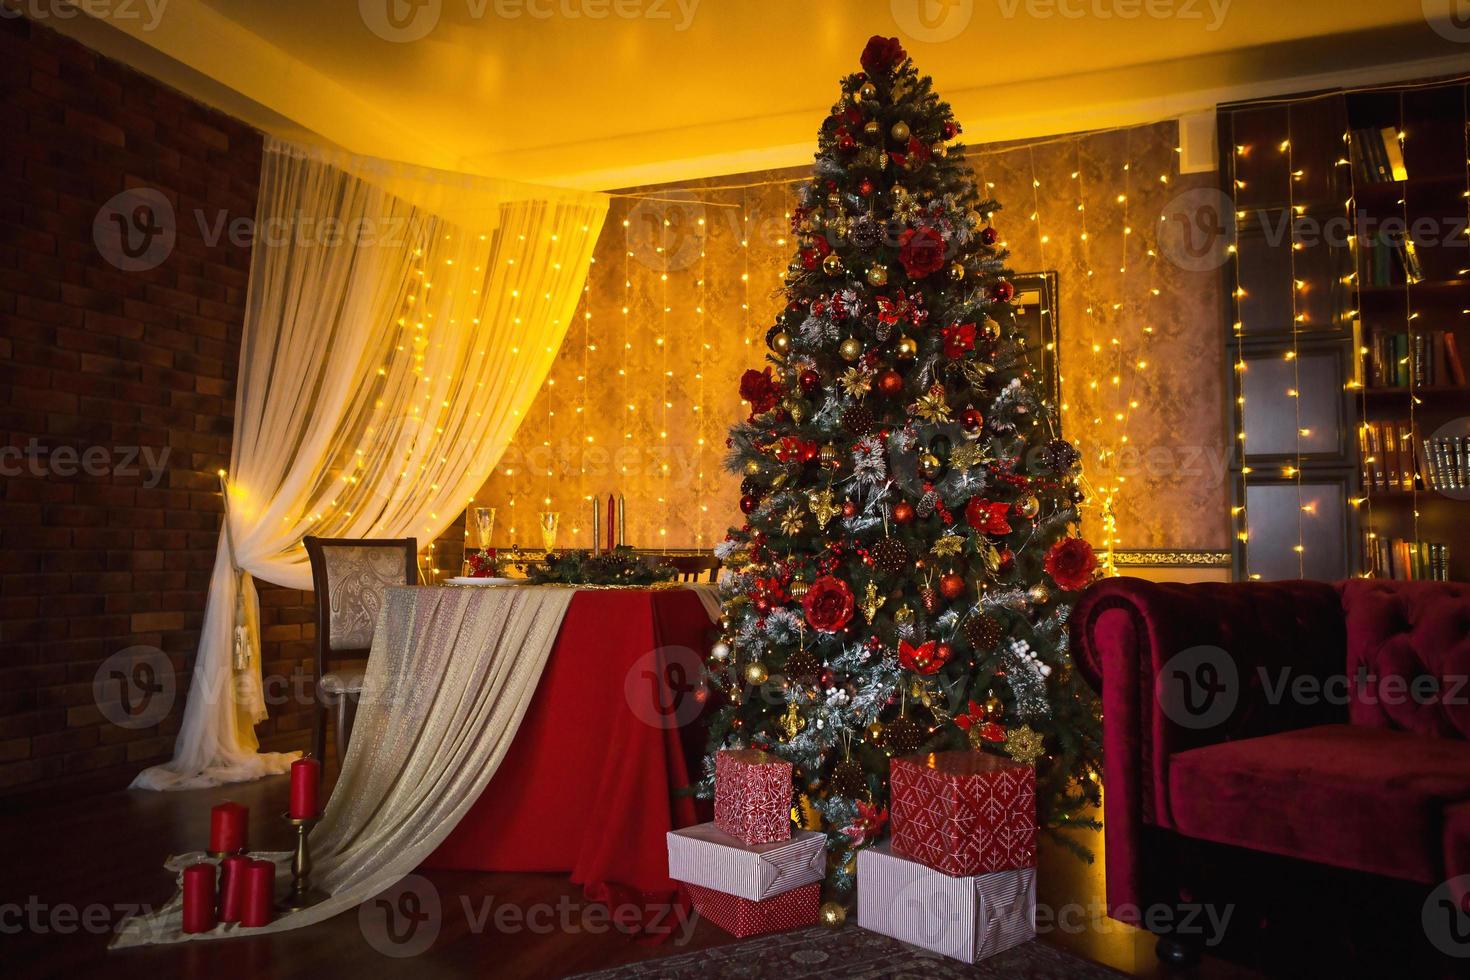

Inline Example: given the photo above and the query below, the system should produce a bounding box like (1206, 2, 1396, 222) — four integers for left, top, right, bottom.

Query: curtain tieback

(218, 472, 252, 673)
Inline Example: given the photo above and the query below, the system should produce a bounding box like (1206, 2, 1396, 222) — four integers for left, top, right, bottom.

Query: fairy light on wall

(1344, 126, 1374, 576)
(1285, 132, 1307, 576)
(1227, 118, 1254, 577)
(1396, 95, 1423, 551)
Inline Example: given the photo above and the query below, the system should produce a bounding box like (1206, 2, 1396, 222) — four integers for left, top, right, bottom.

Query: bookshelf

(1220, 78, 1470, 584)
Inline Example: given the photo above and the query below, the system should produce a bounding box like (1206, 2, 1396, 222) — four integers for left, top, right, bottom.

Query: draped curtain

(133, 138, 608, 790)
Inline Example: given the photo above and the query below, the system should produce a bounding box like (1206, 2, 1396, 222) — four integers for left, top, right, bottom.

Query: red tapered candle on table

(240, 860, 274, 928)
(288, 756, 321, 819)
(605, 494, 615, 551)
(209, 801, 248, 854)
(218, 854, 250, 924)
(181, 863, 217, 934)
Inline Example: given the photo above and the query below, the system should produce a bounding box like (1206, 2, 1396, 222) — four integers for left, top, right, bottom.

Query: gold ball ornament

(1017, 495, 1041, 519)
(890, 120, 910, 142)
(984, 694, 1005, 719)
(866, 721, 885, 742)
(866, 264, 889, 287)
(744, 662, 769, 685)
(918, 453, 942, 479)
(1028, 583, 1051, 605)
(931, 141, 948, 157)
(839, 336, 863, 362)
(819, 901, 847, 929)
(947, 262, 966, 282)
(863, 119, 880, 139)
(826, 192, 841, 208)
(770, 330, 790, 355)
(789, 579, 810, 600)
(819, 443, 840, 468)
(895, 335, 918, 360)
(858, 81, 877, 102)
(980, 317, 1002, 341)
(822, 253, 844, 276)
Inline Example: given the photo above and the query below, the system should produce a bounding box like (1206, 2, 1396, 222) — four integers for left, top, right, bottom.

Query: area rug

(566, 928, 1126, 979)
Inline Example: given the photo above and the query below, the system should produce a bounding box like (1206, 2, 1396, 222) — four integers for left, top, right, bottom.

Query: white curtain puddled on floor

(133, 139, 608, 790)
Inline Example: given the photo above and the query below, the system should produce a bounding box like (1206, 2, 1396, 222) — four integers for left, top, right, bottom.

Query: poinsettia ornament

(898, 639, 951, 675)
(965, 497, 1012, 536)
(840, 800, 889, 846)
(942, 321, 976, 359)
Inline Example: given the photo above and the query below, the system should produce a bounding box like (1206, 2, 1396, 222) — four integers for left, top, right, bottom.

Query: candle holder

(278, 813, 326, 912)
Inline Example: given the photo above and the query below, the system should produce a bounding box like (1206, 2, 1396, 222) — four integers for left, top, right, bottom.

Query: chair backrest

(303, 537, 418, 670)
(663, 553, 720, 583)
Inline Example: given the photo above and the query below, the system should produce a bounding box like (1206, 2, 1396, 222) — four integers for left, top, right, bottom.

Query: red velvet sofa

(1071, 577, 1470, 966)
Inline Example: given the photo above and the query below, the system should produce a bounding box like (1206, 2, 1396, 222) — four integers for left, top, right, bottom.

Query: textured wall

(474, 121, 1229, 557)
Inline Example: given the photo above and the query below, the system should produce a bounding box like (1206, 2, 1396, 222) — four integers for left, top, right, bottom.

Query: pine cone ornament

(964, 613, 1005, 652)
(830, 758, 868, 798)
(920, 586, 938, 613)
(842, 404, 875, 436)
(883, 714, 925, 755)
(784, 647, 821, 682)
(1038, 438, 1081, 474)
(870, 536, 911, 573)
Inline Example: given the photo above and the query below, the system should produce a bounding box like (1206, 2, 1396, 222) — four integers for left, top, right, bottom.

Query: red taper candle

(209, 801, 248, 854)
(240, 860, 275, 928)
(181, 863, 217, 934)
(288, 756, 320, 819)
(605, 494, 615, 551)
(218, 854, 250, 924)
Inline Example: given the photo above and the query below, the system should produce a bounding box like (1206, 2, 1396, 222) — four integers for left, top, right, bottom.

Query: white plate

(445, 577, 517, 586)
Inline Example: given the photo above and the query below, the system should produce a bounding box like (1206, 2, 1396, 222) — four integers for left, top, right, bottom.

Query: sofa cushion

(1169, 724, 1470, 884)
(1338, 580, 1470, 740)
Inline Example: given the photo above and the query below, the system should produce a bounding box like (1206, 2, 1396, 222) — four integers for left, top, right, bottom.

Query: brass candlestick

(278, 813, 326, 912)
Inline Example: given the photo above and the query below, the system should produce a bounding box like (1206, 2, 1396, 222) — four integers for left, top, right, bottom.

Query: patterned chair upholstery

(304, 536, 417, 764)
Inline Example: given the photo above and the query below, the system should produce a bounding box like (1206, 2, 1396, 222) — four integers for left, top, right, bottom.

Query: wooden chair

(663, 553, 720, 583)
(303, 536, 417, 765)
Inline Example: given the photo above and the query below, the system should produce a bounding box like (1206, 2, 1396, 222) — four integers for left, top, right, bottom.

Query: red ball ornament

(991, 278, 1015, 302)
(961, 407, 984, 433)
(943, 120, 960, 140)
(939, 571, 966, 599)
(842, 499, 858, 518)
(892, 500, 915, 524)
(995, 548, 1016, 576)
(839, 134, 856, 151)
(740, 495, 758, 514)
(979, 225, 998, 247)
(799, 369, 821, 395)
(935, 642, 953, 666)
(859, 178, 875, 197)
(877, 369, 904, 397)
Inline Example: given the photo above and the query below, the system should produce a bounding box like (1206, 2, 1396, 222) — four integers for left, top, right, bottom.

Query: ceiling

(51, 0, 1470, 189)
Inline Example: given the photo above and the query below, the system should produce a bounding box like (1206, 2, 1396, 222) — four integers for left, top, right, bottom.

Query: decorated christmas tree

(703, 35, 1103, 892)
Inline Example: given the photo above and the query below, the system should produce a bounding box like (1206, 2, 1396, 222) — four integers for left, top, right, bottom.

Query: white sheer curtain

(133, 139, 608, 790)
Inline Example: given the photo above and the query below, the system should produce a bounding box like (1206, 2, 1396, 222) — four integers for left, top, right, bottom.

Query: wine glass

(473, 507, 495, 551)
(538, 512, 560, 555)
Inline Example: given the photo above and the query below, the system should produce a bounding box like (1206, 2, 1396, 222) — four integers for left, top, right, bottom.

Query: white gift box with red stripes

(666, 822, 826, 901)
(856, 843, 1036, 963)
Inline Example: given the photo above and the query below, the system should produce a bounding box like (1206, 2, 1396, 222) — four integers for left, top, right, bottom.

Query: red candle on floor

(209, 801, 248, 854)
(218, 854, 251, 924)
(181, 863, 217, 934)
(240, 860, 275, 928)
(288, 756, 320, 819)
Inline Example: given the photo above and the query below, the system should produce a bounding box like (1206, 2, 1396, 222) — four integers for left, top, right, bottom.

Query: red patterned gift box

(714, 749, 793, 845)
(683, 881, 820, 938)
(889, 751, 1036, 877)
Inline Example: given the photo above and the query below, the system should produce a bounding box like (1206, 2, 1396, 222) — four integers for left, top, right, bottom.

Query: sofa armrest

(1069, 577, 1346, 916)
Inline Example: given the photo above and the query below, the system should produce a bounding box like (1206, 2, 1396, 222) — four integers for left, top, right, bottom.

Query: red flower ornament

(802, 575, 855, 633)
(942, 321, 976, 359)
(859, 35, 906, 77)
(965, 497, 1012, 536)
(897, 226, 947, 279)
(739, 367, 780, 416)
(1045, 536, 1098, 592)
(899, 639, 951, 675)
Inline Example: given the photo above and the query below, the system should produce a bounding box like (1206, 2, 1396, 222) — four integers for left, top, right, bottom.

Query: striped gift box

(683, 881, 820, 938)
(856, 843, 1036, 963)
(666, 822, 826, 901)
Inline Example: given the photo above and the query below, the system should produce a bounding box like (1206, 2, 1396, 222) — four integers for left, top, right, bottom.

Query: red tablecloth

(423, 588, 714, 905)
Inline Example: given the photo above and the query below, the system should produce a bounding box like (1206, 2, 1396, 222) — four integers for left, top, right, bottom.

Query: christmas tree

(703, 35, 1103, 892)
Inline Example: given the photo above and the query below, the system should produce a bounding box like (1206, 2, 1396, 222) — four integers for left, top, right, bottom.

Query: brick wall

(0, 17, 315, 802)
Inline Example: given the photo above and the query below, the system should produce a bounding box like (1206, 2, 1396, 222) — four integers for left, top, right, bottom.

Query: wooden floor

(0, 774, 1258, 979)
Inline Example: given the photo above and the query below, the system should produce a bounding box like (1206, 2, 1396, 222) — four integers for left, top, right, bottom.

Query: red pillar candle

(288, 756, 321, 819)
(218, 854, 251, 924)
(209, 801, 248, 854)
(181, 863, 217, 934)
(240, 860, 275, 928)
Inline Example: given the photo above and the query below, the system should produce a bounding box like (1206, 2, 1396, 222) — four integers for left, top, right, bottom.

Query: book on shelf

(1363, 329, 1468, 388)
(1361, 534, 1451, 581)
(1359, 417, 1423, 492)
(1421, 433, 1470, 492)
(1350, 127, 1407, 185)
(1360, 231, 1423, 287)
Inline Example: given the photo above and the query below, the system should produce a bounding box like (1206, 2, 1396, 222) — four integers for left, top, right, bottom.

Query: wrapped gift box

(666, 822, 826, 901)
(889, 750, 1036, 877)
(684, 881, 820, 938)
(856, 843, 1035, 963)
(714, 748, 793, 845)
